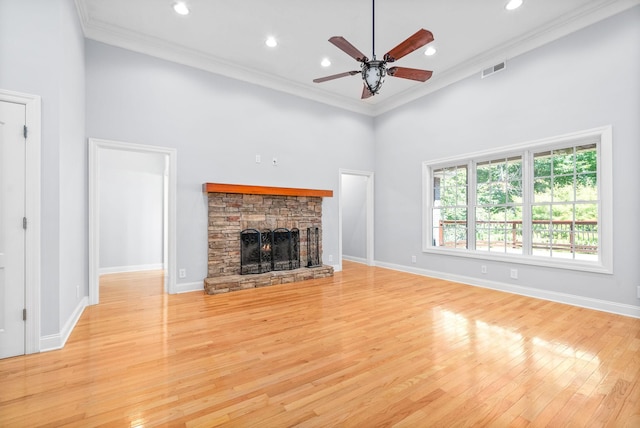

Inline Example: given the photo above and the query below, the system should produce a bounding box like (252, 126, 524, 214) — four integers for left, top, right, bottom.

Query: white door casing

(0, 91, 41, 357)
(0, 100, 26, 358)
(0, 90, 41, 358)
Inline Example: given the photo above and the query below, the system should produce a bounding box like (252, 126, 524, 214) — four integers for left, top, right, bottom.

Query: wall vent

(481, 61, 506, 78)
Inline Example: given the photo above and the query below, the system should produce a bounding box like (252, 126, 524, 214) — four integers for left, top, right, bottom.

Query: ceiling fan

(313, 0, 435, 99)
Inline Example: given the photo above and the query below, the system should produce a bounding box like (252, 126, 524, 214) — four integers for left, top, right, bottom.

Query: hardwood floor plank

(0, 263, 638, 426)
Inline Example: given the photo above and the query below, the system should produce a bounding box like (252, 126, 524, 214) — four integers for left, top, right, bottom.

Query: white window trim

(422, 126, 613, 274)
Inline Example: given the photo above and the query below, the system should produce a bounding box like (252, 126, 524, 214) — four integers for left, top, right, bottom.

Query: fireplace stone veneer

(203, 183, 334, 294)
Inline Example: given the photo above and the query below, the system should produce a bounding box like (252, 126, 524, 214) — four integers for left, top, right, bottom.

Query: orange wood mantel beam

(203, 183, 333, 198)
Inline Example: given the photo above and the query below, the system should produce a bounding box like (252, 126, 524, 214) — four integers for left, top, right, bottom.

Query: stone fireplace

(203, 183, 334, 294)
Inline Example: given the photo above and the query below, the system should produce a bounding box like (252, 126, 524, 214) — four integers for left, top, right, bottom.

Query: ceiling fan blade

(361, 85, 373, 99)
(313, 70, 360, 83)
(388, 67, 433, 82)
(329, 36, 369, 62)
(384, 29, 434, 62)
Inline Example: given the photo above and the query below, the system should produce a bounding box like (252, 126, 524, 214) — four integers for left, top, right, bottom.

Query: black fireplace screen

(241, 228, 300, 275)
(240, 229, 272, 275)
(272, 228, 300, 271)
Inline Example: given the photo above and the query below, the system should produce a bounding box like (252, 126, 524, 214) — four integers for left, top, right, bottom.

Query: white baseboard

(374, 261, 640, 319)
(175, 281, 203, 294)
(343, 255, 368, 265)
(40, 296, 88, 352)
(99, 263, 164, 275)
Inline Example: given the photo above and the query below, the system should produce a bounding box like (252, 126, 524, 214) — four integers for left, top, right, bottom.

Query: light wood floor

(1, 262, 639, 427)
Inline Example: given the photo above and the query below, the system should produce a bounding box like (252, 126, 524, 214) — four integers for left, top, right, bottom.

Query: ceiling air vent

(481, 61, 506, 78)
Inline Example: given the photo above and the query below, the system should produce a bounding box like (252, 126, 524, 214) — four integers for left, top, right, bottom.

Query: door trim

(0, 89, 41, 355)
(339, 169, 374, 270)
(88, 138, 177, 304)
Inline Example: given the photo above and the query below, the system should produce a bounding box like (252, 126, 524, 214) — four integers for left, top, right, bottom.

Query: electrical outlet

(481, 265, 487, 274)
(510, 268, 518, 279)
(272, 157, 278, 166)
(179, 268, 186, 279)
(411, 255, 417, 263)
(327, 255, 333, 262)
(255, 154, 261, 163)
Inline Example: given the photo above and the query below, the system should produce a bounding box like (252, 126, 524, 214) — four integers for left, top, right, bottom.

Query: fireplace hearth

(203, 183, 334, 294)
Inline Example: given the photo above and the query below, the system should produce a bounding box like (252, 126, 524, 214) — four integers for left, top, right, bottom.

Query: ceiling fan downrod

(371, 0, 376, 59)
(362, 0, 386, 95)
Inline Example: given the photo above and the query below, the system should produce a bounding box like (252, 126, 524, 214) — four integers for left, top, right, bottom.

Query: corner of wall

(40, 296, 88, 352)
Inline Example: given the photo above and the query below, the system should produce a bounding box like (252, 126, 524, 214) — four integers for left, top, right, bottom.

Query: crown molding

(372, 0, 640, 116)
(82, 20, 374, 116)
(77, 0, 639, 117)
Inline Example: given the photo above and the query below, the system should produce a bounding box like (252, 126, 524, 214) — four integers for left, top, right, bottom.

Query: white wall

(342, 174, 367, 260)
(58, 0, 87, 334)
(85, 41, 375, 282)
(0, 0, 86, 336)
(99, 150, 165, 272)
(374, 7, 640, 310)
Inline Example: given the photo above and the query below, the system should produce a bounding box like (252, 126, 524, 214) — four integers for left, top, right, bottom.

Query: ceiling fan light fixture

(173, 2, 190, 15)
(362, 60, 386, 95)
(424, 46, 437, 56)
(505, 0, 523, 11)
(321, 58, 331, 67)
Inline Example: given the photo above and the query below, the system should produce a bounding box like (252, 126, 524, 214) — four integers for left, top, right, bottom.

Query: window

(475, 156, 523, 254)
(423, 126, 612, 273)
(531, 145, 598, 260)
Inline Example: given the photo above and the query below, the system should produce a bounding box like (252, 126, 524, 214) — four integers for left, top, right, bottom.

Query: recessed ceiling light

(424, 46, 437, 56)
(505, 0, 523, 11)
(321, 58, 331, 67)
(265, 37, 278, 48)
(173, 2, 189, 15)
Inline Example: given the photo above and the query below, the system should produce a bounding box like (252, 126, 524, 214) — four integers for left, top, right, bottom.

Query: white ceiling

(75, 0, 639, 116)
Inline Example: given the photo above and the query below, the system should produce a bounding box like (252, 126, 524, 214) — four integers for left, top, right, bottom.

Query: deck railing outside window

(438, 219, 598, 255)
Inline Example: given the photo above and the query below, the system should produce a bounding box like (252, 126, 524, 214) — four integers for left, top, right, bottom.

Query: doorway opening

(88, 139, 177, 305)
(339, 169, 374, 270)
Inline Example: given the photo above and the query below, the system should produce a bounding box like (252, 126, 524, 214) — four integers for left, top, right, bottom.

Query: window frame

(422, 126, 613, 274)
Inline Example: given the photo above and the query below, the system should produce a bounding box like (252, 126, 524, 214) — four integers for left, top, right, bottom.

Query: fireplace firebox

(240, 228, 300, 275)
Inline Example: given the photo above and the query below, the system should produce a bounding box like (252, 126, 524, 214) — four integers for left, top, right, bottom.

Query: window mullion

(468, 160, 476, 251)
(522, 150, 532, 255)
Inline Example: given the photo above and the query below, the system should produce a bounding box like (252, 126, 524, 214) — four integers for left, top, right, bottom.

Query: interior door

(0, 100, 26, 359)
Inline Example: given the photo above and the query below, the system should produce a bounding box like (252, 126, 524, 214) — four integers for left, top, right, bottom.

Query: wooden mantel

(203, 183, 333, 198)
